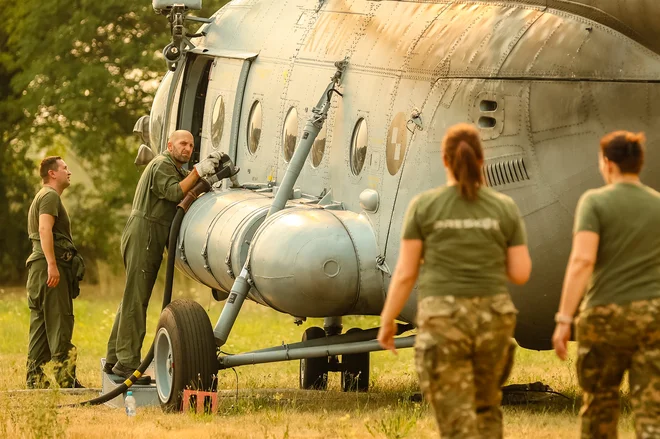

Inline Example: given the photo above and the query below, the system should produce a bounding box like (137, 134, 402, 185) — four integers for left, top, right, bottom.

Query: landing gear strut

(298, 324, 371, 392)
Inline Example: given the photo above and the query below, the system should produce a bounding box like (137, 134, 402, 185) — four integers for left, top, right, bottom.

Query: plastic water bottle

(125, 391, 137, 417)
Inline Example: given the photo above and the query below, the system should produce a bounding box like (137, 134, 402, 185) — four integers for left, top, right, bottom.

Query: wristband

(554, 313, 573, 325)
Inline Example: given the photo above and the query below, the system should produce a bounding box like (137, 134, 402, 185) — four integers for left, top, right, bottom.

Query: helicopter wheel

(341, 328, 370, 392)
(299, 326, 328, 390)
(155, 300, 219, 412)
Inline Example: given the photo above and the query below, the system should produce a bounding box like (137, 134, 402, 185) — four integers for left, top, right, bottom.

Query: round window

(350, 118, 368, 176)
(311, 125, 327, 168)
(282, 107, 298, 162)
(211, 95, 225, 149)
(386, 112, 408, 175)
(247, 100, 262, 155)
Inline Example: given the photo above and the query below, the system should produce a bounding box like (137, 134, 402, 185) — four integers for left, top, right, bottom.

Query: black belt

(30, 246, 76, 263)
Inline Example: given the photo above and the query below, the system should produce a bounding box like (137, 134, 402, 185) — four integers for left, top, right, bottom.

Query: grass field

(0, 281, 636, 438)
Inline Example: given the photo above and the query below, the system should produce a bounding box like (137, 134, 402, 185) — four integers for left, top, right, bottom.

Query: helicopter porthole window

(247, 100, 263, 155)
(211, 95, 225, 149)
(311, 125, 327, 168)
(282, 107, 298, 163)
(350, 118, 368, 176)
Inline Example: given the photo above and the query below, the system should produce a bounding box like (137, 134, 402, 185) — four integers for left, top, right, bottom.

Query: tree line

(0, 0, 229, 284)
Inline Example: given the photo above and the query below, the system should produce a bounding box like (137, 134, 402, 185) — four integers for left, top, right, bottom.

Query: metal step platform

(100, 358, 160, 409)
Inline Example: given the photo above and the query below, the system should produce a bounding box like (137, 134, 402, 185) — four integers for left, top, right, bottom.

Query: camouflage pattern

(414, 293, 517, 438)
(576, 297, 660, 439)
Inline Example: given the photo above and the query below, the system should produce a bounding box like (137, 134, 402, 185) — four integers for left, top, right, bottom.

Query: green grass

(0, 282, 636, 438)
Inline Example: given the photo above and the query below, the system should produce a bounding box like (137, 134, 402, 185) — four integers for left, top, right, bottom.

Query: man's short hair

(40, 156, 62, 183)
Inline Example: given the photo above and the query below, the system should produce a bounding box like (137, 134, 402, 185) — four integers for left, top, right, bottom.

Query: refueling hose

(65, 174, 216, 407)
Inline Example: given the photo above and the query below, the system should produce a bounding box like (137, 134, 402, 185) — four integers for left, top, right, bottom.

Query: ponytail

(451, 141, 482, 201)
(442, 124, 484, 201)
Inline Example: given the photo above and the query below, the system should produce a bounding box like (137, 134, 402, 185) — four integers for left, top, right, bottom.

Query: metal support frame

(323, 316, 343, 370)
(212, 59, 349, 348)
(248, 323, 413, 355)
(267, 58, 348, 216)
(212, 267, 251, 345)
(323, 317, 343, 336)
(219, 324, 414, 369)
(219, 335, 415, 369)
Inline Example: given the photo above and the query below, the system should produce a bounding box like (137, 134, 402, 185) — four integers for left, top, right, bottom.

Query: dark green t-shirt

(27, 186, 73, 262)
(402, 185, 527, 299)
(574, 182, 660, 309)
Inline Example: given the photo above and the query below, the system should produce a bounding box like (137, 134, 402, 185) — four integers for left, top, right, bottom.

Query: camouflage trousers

(414, 293, 517, 439)
(576, 298, 660, 439)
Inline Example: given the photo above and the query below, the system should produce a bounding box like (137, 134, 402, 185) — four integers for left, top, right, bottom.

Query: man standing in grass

(25, 156, 84, 388)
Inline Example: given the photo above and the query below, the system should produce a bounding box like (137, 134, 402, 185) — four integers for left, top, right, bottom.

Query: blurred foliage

(0, 11, 35, 285)
(0, 0, 229, 284)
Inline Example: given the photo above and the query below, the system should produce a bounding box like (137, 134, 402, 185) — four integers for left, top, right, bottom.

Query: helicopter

(123, 0, 660, 411)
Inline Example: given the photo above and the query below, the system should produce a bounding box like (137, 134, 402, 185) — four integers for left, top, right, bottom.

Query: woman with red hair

(378, 123, 531, 438)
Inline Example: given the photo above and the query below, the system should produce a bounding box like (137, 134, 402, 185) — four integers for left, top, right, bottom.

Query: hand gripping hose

(65, 171, 222, 407)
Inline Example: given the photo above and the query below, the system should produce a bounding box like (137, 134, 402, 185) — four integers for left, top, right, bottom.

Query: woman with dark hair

(378, 123, 531, 438)
(553, 131, 660, 438)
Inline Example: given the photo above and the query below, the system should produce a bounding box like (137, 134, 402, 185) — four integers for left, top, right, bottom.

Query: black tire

(299, 326, 328, 390)
(155, 299, 219, 412)
(341, 328, 370, 392)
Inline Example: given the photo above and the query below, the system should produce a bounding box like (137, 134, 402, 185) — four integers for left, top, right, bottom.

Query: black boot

(102, 362, 115, 375)
(111, 362, 152, 385)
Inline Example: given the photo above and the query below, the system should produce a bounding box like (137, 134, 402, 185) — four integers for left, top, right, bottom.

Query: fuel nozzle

(203, 153, 240, 187)
(178, 154, 240, 212)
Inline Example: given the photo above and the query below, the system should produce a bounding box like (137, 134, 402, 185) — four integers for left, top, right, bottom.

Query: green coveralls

(105, 152, 188, 369)
(26, 186, 83, 388)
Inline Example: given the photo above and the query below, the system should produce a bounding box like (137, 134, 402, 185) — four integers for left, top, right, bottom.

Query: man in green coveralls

(105, 130, 221, 381)
(26, 156, 84, 388)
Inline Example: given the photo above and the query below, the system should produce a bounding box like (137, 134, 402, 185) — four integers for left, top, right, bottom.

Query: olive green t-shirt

(402, 186, 527, 299)
(574, 182, 660, 309)
(27, 186, 73, 261)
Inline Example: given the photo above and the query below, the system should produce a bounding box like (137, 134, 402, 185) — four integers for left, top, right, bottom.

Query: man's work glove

(193, 151, 223, 177)
(203, 153, 240, 187)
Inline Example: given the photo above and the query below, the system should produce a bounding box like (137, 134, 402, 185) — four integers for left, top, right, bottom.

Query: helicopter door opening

(169, 48, 260, 168)
(194, 50, 258, 165)
(176, 54, 213, 168)
(174, 50, 259, 166)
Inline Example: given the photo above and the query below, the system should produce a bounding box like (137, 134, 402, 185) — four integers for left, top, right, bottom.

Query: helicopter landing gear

(341, 328, 370, 392)
(299, 326, 329, 390)
(155, 300, 219, 412)
(298, 324, 371, 392)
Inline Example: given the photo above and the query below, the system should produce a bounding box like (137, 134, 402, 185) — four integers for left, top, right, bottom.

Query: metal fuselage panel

(158, 0, 660, 349)
(469, 0, 660, 57)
